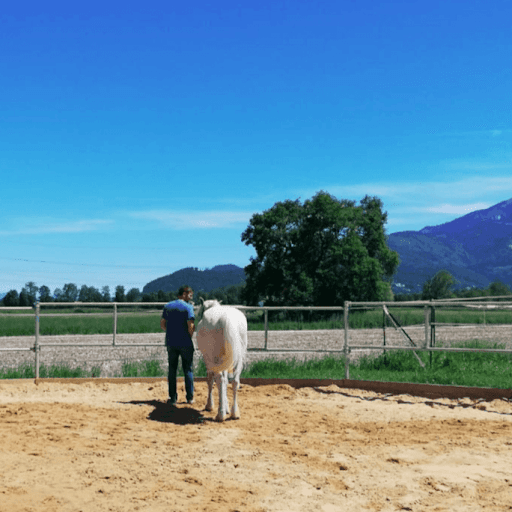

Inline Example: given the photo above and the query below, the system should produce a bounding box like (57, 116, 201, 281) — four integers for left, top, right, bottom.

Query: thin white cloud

(434, 129, 512, 138)
(0, 219, 114, 236)
(296, 176, 512, 205)
(128, 210, 255, 229)
(417, 202, 491, 215)
(440, 160, 512, 172)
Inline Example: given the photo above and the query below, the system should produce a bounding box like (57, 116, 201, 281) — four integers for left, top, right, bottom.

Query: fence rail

(1, 296, 512, 379)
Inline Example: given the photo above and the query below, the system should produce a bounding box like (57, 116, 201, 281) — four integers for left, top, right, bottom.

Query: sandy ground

(1, 380, 512, 512)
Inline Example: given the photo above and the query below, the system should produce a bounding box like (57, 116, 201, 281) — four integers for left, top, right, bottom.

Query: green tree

(142, 292, 157, 303)
(101, 286, 111, 302)
(126, 288, 141, 302)
(3, 290, 19, 307)
(115, 285, 126, 302)
(19, 289, 30, 306)
(90, 287, 103, 302)
(38, 285, 52, 302)
(62, 283, 79, 302)
(79, 285, 91, 302)
(421, 270, 459, 300)
(241, 191, 400, 307)
(77, 285, 101, 302)
(22, 282, 38, 305)
(53, 288, 64, 302)
(487, 280, 512, 300)
(225, 285, 240, 305)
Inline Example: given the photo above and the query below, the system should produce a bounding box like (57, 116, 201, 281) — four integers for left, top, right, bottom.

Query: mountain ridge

(387, 197, 512, 293)
(142, 264, 245, 294)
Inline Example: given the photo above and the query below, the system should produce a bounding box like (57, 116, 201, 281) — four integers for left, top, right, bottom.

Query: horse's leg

(205, 370, 214, 412)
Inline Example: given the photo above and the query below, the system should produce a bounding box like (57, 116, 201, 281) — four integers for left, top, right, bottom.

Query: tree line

(2, 192, 511, 309)
(2, 271, 510, 309)
(0, 281, 247, 307)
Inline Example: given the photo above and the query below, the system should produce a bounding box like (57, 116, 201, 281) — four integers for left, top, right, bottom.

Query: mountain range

(142, 264, 246, 294)
(386, 197, 512, 293)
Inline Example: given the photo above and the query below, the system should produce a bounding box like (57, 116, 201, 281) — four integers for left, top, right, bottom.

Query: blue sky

(1, 0, 512, 295)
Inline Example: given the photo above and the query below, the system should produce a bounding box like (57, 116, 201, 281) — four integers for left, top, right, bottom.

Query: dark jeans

(167, 346, 194, 403)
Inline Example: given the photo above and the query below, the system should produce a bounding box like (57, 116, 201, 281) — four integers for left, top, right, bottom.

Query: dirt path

(1, 380, 512, 511)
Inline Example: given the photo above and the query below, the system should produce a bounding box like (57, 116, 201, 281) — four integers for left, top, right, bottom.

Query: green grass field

(0, 306, 510, 336)
(2, 339, 511, 390)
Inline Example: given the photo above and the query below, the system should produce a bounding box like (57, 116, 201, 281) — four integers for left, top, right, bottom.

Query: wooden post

(113, 303, 117, 346)
(344, 301, 350, 379)
(264, 308, 268, 350)
(35, 302, 40, 379)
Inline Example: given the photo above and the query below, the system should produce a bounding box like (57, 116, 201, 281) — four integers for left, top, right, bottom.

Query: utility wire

(0, 256, 175, 270)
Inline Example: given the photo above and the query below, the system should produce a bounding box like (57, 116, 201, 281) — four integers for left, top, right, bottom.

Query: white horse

(195, 298, 248, 421)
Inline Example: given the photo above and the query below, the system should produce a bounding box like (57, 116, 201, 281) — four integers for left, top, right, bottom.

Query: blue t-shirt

(162, 299, 195, 348)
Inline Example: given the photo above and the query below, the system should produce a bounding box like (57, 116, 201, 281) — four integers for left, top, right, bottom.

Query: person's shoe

(167, 399, 177, 406)
(187, 399, 194, 404)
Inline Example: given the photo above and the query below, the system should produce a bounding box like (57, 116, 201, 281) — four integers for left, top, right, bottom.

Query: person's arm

(160, 318, 167, 331)
(187, 319, 195, 338)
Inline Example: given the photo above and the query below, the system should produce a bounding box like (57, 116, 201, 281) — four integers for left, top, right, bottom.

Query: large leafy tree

(3, 290, 19, 307)
(115, 285, 126, 302)
(38, 285, 52, 302)
(22, 282, 38, 305)
(53, 288, 64, 302)
(126, 288, 141, 302)
(101, 286, 111, 302)
(421, 270, 459, 300)
(78, 285, 103, 302)
(62, 283, 79, 302)
(241, 191, 400, 306)
(19, 289, 30, 306)
(487, 280, 511, 299)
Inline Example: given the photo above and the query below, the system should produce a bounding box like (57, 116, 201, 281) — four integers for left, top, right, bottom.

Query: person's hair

(178, 285, 193, 296)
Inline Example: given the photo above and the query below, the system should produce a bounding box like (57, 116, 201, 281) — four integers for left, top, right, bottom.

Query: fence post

(382, 306, 386, 355)
(424, 305, 430, 349)
(344, 301, 350, 379)
(430, 301, 435, 368)
(35, 302, 40, 379)
(113, 303, 117, 346)
(264, 308, 268, 350)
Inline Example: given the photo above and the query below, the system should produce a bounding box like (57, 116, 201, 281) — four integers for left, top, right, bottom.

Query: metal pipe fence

(1, 296, 512, 380)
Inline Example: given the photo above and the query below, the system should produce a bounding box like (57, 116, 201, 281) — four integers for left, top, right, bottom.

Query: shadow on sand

(119, 399, 217, 425)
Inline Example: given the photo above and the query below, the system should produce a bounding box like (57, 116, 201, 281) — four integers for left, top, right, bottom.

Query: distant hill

(142, 264, 245, 294)
(387, 197, 512, 294)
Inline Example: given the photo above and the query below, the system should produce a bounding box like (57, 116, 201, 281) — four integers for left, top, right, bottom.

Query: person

(160, 285, 195, 405)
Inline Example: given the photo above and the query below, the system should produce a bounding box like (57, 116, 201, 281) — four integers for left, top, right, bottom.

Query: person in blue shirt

(160, 285, 195, 405)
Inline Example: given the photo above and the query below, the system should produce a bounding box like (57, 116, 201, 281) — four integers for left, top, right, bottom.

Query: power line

(0, 256, 174, 270)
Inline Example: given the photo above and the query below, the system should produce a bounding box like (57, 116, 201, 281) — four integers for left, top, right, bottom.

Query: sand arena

(1, 379, 512, 511)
